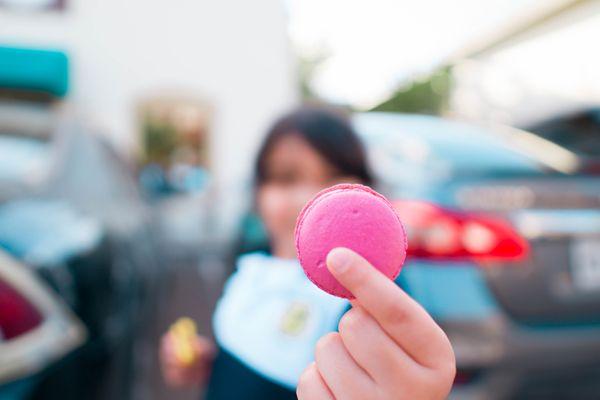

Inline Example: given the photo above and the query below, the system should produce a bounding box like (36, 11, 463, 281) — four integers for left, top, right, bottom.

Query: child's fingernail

(327, 247, 353, 274)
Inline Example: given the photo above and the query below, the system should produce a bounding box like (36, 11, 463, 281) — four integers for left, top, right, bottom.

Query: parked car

(354, 112, 600, 400)
(0, 100, 165, 400)
(0, 45, 168, 399)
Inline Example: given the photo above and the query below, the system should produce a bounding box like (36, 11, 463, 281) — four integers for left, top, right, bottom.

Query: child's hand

(297, 248, 456, 400)
(159, 331, 215, 388)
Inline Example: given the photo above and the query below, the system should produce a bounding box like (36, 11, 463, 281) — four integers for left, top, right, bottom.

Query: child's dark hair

(232, 105, 374, 259)
(254, 105, 373, 187)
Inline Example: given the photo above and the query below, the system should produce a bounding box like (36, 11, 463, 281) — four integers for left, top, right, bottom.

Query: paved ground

(132, 251, 230, 400)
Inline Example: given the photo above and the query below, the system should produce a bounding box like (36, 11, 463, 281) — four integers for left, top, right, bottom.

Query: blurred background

(0, 0, 599, 399)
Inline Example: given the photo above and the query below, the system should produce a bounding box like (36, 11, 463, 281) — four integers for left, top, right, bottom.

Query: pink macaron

(294, 183, 407, 299)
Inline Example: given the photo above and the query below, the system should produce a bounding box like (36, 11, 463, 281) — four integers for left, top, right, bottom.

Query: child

(160, 106, 455, 399)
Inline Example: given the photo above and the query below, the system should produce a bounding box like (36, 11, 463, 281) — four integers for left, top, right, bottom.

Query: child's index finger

(326, 247, 453, 369)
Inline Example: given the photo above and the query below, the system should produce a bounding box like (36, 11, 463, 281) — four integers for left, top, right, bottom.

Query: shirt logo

(279, 301, 310, 336)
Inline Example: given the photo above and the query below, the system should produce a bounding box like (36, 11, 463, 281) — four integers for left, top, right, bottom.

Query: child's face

(257, 134, 359, 255)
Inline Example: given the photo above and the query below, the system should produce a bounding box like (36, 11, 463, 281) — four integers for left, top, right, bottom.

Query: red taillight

(0, 278, 43, 340)
(393, 200, 529, 262)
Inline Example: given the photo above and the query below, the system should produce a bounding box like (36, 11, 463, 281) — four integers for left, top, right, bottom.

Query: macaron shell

(295, 184, 407, 299)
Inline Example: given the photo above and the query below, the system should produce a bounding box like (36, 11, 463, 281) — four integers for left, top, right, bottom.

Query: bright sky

(285, 0, 546, 109)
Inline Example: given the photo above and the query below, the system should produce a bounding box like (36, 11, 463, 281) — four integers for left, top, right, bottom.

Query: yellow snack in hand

(170, 317, 197, 366)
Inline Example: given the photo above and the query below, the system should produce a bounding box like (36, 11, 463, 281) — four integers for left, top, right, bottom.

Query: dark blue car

(354, 112, 600, 400)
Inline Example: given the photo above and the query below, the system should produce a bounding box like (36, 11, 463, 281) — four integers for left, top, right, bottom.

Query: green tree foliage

(371, 67, 452, 115)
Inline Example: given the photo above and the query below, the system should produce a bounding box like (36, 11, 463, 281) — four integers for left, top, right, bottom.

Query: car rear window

(355, 114, 546, 181)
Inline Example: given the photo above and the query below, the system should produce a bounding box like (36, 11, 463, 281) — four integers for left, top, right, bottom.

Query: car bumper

(402, 261, 600, 398)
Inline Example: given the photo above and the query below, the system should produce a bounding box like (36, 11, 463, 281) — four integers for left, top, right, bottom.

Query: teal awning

(0, 46, 69, 97)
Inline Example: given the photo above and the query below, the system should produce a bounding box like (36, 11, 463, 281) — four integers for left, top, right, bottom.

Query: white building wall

(0, 0, 299, 189)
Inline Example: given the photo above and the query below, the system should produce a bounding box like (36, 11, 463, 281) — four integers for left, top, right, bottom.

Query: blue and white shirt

(206, 252, 349, 399)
